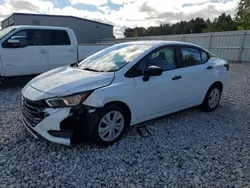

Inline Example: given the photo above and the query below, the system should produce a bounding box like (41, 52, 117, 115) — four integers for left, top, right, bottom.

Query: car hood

(28, 66, 114, 96)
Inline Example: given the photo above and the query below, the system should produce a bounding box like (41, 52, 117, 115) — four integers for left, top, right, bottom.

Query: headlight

(46, 91, 92, 108)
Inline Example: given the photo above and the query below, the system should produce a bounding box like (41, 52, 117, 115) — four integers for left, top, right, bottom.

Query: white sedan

(21, 41, 229, 146)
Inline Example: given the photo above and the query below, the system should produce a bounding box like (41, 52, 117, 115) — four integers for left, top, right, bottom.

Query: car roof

(119, 40, 200, 48)
(117, 40, 215, 56)
(7, 25, 70, 30)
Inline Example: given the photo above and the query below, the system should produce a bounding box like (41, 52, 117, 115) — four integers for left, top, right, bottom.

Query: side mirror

(143, 65, 163, 82)
(8, 39, 20, 45)
(6, 39, 22, 48)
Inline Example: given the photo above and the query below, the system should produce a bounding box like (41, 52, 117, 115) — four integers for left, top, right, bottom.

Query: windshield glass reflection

(78, 44, 152, 72)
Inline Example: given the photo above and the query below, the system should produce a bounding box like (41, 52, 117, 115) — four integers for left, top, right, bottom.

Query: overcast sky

(0, 0, 239, 37)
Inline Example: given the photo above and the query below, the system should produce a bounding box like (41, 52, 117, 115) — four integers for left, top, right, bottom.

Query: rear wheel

(91, 104, 129, 146)
(202, 84, 222, 112)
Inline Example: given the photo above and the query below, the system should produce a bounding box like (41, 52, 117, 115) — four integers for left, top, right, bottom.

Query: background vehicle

(21, 41, 229, 146)
(0, 25, 109, 78)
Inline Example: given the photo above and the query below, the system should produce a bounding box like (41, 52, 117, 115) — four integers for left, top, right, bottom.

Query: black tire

(91, 104, 129, 146)
(201, 84, 222, 112)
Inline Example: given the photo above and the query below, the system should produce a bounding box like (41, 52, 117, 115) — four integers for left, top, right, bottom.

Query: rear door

(176, 46, 212, 104)
(46, 29, 77, 69)
(0, 29, 49, 76)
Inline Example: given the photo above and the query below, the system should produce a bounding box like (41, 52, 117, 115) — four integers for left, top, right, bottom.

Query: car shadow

(0, 76, 34, 89)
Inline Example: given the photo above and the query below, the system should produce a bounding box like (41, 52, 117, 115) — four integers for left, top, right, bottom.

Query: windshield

(78, 44, 152, 72)
(0, 27, 15, 40)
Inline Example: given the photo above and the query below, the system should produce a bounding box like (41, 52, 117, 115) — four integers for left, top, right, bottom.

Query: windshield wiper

(72, 58, 85, 67)
(83, 68, 104, 72)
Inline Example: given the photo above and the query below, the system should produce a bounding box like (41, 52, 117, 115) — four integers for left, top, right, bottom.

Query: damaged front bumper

(28, 108, 72, 145)
(21, 97, 98, 146)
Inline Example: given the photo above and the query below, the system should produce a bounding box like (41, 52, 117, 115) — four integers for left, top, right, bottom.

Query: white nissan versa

(21, 41, 229, 146)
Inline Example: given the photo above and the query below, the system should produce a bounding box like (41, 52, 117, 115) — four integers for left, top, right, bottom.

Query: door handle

(207, 66, 213, 70)
(172, 76, 182, 80)
(41, 49, 46, 54)
(69, 48, 74, 52)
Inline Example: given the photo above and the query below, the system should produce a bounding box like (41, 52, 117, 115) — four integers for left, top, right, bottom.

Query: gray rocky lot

(0, 63, 250, 187)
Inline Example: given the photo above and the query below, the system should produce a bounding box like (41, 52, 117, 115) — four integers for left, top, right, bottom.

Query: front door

(0, 29, 49, 77)
(133, 46, 187, 121)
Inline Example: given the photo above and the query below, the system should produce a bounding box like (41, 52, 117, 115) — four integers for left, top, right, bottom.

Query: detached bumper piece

(48, 130, 73, 139)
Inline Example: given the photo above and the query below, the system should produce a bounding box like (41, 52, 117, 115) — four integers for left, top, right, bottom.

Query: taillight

(224, 63, 229, 71)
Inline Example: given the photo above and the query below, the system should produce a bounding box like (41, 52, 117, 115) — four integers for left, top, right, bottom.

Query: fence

(97, 30, 250, 62)
(78, 44, 111, 60)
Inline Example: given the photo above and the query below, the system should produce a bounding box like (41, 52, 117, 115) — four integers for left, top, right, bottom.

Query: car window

(30, 30, 49, 45)
(201, 51, 209, 63)
(180, 47, 201, 67)
(3, 29, 49, 48)
(10, 31, 27, 45)
(48, 30, 71, 45)
(128, 47, 177, 77)
(148, 47, 177, 71)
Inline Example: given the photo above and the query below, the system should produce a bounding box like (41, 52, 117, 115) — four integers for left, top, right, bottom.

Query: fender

(83, 79, 138, 125)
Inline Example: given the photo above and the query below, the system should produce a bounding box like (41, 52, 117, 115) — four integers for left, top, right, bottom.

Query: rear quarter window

(201, 51, 209, 63)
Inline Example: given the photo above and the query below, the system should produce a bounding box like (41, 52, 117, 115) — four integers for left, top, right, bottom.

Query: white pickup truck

(0, 25, 110, 78)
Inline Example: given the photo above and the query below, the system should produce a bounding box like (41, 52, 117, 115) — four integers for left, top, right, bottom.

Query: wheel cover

(98, 111, 125, 142)
(208, 88, 220, 108)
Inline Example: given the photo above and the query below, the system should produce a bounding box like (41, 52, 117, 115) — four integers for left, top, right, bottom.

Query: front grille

(21, 97, 46, 128)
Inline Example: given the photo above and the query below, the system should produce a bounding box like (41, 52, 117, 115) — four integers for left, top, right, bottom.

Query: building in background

(1, 13, 114, 43)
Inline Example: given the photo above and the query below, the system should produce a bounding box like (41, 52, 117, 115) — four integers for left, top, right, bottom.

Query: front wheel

(201, 84, 222, 112)
(91, 104, 129, 146)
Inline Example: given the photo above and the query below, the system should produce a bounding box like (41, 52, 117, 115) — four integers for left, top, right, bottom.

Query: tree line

(124, 0, 250, 37)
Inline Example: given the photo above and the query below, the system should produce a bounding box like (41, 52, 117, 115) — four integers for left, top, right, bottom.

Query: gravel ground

(0, 63, 250, 188)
